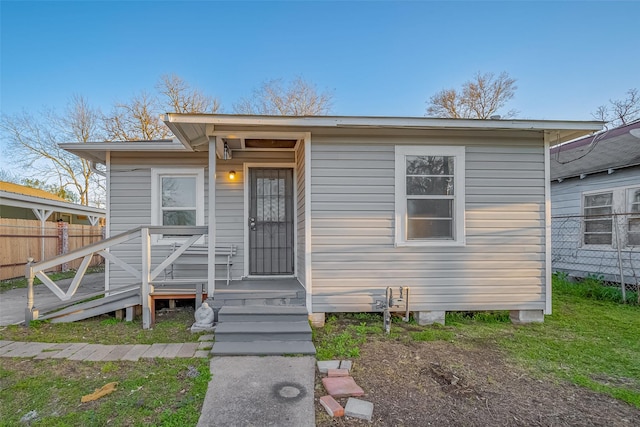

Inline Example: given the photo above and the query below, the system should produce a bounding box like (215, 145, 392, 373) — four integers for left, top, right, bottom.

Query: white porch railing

(25, 226, 208, 329)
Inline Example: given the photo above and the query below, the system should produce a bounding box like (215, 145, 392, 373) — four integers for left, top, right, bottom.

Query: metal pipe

(403, 287, 410, 322)
(384, 286, 392, 334)
(25, 258, 36, 324)
(613, 213, 626, 301)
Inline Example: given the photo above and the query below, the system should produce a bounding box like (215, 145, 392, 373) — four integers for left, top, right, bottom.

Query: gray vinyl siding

(295, 142, 306, 286)
(551, 166, 640, 281)
(107, 150, 295, 289)
(310, 136, 547, 313)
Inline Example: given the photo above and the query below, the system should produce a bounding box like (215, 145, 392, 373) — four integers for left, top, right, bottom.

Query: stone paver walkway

(0, 336, 213, 361)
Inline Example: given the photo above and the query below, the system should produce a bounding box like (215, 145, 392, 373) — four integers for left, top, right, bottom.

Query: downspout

(90, 161, 106, 177)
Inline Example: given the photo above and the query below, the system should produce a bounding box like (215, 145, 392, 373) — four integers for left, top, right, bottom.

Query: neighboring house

(550, 120, 640, 283)
(0, 181, 105, 226)
(61, 114, 601, 326)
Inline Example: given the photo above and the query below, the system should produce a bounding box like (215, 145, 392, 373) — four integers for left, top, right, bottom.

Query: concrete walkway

(0, 336, 212, 361)
(198, 356, 316, 427)
(1, 274, 317, 426)
(0, 272, 106, 326)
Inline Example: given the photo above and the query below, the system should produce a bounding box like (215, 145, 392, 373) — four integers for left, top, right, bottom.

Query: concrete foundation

(309, 312, 325, 327)
(414, 311, 445, 326)
(509, 310, 544, 324)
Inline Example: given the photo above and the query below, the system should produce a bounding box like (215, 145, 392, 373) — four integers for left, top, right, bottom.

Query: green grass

(0, 266, 105, 293)
(0, 309, 205, 344)
(312, 275, 640, 408)
(0, 358, 210, 426)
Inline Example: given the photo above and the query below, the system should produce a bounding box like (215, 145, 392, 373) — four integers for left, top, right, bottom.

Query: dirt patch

(316, 339, 640, 426)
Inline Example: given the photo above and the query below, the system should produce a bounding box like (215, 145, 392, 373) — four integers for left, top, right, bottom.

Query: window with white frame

(583, 192, 613, 245)
(151, 168, 204, 242)
(628, 188, 640, 246)
(395, 146, 465, 246)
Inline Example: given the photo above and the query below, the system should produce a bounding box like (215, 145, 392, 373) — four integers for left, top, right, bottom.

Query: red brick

(327, 368, 350, 377)
(322, 376, 364, 398)
(319, 395, 344, 417)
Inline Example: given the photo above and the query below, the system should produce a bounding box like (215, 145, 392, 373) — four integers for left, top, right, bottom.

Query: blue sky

(1, 0, 639, 125)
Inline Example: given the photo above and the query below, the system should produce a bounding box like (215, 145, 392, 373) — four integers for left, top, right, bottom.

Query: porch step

(215, 321, 311, 342)
(211, 305, 315, 356)
(211, 341, 316, 356)
(218, 305, 309, 323)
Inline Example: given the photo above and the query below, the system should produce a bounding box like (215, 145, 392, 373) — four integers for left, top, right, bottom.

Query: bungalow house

(52, 114, 603, 333)
(550, 120, 640, 285)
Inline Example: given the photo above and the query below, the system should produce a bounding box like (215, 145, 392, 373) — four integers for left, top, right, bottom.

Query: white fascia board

(164, 122, 194, 150)
(164, 113, 604, 134)
(60, 142, 190, 163)
(59, 142, 188, 151)
(0, 191, 106, 217)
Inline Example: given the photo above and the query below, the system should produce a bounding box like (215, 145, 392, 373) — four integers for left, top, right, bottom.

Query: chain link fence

(552, 213, 640, 299)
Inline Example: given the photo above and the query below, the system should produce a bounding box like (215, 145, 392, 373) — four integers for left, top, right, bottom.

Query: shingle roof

(550, 120, 640, 180)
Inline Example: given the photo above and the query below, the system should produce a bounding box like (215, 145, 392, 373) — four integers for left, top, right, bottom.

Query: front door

(248, 168, 294, 275)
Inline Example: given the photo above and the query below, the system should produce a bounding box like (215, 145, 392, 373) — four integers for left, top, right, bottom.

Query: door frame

(243, 162, 297, 278)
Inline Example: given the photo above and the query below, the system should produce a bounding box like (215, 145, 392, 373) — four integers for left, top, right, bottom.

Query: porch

(23, 226, 307, 329)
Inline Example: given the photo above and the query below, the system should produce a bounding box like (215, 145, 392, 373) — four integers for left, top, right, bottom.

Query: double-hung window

(583, 192, 613, 245)
(395, 146, 465, 246)
(628, 188, 640, 246)
(151, 168, 204, 243)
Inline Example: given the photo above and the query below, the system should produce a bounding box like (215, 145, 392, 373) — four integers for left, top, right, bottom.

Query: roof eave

(164, 113, 603, 147)
(60, 142, 190, 163)
(0, 190, 106, 216)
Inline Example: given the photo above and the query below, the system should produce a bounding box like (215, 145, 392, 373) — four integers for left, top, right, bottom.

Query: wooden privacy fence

(0, 218, 105, 280)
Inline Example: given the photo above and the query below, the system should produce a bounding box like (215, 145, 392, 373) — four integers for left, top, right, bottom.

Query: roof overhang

(59, 115, 604, 162)
(0, 190, 106, 217)
(59, 141, 190, 163)
(164, 114, 604, 150)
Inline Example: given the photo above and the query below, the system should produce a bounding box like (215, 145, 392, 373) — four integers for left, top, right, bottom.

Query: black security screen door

(249, 168, 294, 275)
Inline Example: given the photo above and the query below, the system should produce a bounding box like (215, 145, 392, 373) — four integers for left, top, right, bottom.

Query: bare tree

(157, 74, 221, 114)
(593, 88, 640, 127)
(103, 91, 169, 141)
(426, 72, 517, 119)
(234, 76, 333, 116)
(103, 74, 221, 140)
(0, 96, 103, 206)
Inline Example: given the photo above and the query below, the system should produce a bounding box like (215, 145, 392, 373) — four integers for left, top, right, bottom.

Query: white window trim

(395, 145, 465, 247)
(581, 185, 640, 249)
(581, 190, 614, 247)
(151, 167, 205, 245)
(626, 186, 640, 247)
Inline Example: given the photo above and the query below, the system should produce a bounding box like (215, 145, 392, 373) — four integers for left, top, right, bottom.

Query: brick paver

(101, 345, 135, 361)
(121, 344, 151, 361)
(0, 342, 21, 356)
(158, 343, 183, 359)
(0, 341, 208, 361)
(84, 344, 116, 362)
(141, 343, 168, 358)
(68, 344, 103, 361)
(51, 343, 88, 359)
(176, 342, 199, 358)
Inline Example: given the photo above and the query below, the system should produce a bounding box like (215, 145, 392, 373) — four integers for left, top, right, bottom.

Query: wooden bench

(167, 243, 236, 286)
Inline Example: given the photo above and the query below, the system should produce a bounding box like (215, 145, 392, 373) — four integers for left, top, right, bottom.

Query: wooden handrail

(25, 225, 209, 328)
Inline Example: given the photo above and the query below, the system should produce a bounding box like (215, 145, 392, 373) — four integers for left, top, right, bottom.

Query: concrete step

(215, 321, 312, 342)
(211, 340, 316, 356)
(218, 305, 309, 323)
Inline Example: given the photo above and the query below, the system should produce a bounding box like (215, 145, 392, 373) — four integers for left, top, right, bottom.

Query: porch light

(228, 170, 236, 180)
